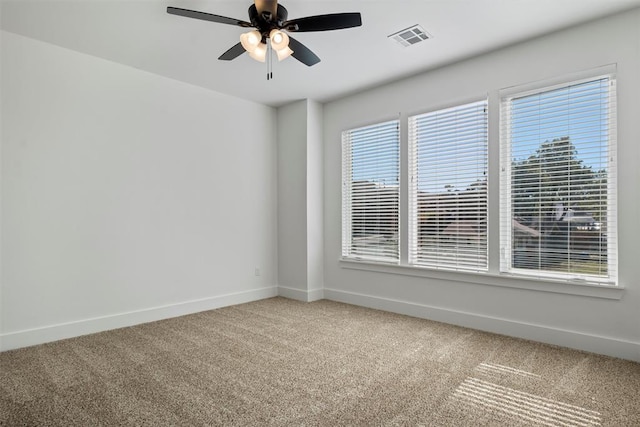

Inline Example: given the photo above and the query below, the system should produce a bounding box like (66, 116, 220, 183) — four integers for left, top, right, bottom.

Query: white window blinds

(342, 120, 400, 262)
(500, 76, 617, 284)
(408, 100, 488, 271)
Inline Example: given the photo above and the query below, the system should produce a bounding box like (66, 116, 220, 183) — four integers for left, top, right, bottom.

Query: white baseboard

(278, 286, 324, 302)
(0, 286, 278, 352)
(323, 288, 640, 363)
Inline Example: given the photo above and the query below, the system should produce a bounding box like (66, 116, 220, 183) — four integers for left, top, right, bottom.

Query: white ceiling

(2, 0, 640, 107)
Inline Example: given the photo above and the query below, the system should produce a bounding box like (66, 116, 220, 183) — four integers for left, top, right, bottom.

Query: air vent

(388, 25, 431, 47)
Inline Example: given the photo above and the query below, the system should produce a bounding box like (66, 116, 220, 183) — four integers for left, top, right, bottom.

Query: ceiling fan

(167, 0, 362, 68)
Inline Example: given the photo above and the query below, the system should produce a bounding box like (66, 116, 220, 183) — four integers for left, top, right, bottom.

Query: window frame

(499, 70, 618, 286)
(338, 65, 622, 297)
(408, 99, 489, 273)
(341, 119, 401, 263)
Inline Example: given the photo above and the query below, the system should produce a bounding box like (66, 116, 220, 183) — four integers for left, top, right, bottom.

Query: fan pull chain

(266, 39, 273, 80)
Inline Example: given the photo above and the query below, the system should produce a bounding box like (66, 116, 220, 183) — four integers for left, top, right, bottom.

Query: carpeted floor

(1, 297, 639, 426)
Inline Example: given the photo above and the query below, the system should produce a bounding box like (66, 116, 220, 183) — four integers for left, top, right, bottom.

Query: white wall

(306, 100, 324, 294)
(277, 99, 324, 301)
(277, 100, 308, 295)
(0, 31, 278, 350)
(323, 9, 640, 361)
(0, 7, 3, 351)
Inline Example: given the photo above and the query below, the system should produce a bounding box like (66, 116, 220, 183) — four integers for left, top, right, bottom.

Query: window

(342, 120, 400, 262)
(409, 100, 489, 271)
(500, 76, 617, 284)
(340, 68, 618, 291)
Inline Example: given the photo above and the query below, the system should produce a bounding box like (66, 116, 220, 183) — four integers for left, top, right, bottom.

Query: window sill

(339, 258, 624, 300)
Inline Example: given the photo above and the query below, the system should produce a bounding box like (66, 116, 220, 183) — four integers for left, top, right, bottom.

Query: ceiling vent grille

(388, 25, 431, 47)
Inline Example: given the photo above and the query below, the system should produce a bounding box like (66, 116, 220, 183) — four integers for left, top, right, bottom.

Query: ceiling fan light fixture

(269, 29, 289, 51)
(249, 42, 267, 62)
(240, 30, 262, 52)
(276, 46, 293, 61)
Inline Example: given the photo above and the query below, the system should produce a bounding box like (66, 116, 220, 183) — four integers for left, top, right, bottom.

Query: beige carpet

(1, 297, 639, 426)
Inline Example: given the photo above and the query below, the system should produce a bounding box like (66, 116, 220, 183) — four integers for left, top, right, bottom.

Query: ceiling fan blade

(167, 7, 252, 28)
(283, 13, 362, 32)
(218, 42, 246, 61)
(288, 36, 320, 66)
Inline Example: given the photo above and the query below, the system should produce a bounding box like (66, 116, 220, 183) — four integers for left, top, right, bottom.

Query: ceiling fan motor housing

(248, 3, 289, 40)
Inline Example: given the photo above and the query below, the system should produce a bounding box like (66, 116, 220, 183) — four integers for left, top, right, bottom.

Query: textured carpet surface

(1, 297, 639, 426)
